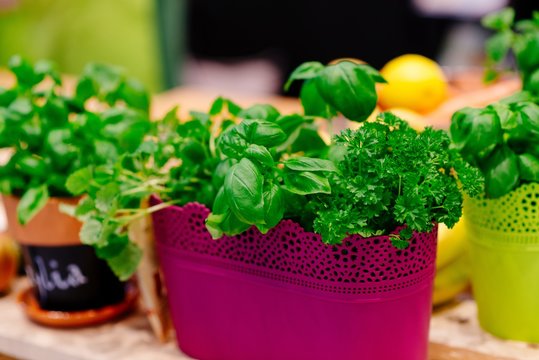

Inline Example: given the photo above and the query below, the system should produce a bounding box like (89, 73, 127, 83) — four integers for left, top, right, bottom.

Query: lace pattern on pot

(465, 183, 539, 245)
(151, 199, 437, 296)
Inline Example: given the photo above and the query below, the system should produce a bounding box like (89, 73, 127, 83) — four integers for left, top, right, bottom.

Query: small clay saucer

(18, 283, 138, 328)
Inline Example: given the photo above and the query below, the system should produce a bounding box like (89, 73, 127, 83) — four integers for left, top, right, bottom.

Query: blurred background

(0, 0, 535, 94)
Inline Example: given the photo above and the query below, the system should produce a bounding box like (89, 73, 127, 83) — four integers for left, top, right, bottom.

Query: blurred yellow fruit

(0, 232, 19, 293)
(436, 218, 467, 270)
(384, 107, 425, 131)
(378, 54, 448, 113)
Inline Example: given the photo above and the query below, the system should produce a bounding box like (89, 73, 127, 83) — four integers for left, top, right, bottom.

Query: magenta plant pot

(151, 200, 437, 360)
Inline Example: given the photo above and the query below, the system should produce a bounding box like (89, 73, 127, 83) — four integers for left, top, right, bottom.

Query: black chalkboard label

(22, 244, 126, 311)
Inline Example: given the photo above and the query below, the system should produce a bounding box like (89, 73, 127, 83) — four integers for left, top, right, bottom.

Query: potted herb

(448, 8, 539, 343)
(483, 7, 539, 95)
(0, 56, 149, 314)
(70, 60, 480, 359)
(450, 95, 539, 343)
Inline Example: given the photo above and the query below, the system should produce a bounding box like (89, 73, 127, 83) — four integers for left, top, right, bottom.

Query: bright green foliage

(313, 112, 483, 245)
(451, 99, 539, 198)
(0, 56, 150, 224)
(286, 60, 386, 122)
(482, 8, 539, 95)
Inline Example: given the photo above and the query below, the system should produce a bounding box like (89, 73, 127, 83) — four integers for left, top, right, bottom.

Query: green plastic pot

(465, 183, 539, 343)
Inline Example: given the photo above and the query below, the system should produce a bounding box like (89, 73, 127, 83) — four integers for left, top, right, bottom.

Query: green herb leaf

(107, 242, 142, 281)
(66, 166, 93, 195)
(486, 30, 513, 62)
(80, 218, 103, 245)
(17, 185, 49, 225)
(484, 146, 520, 198)
(245, 144, 274, 167)
(238, 104, 280, 122)
(283, 157, 337, 173)
(482, 7, 515, 30)
(517, 153, 539, 182)
(300, 79, 337, 118)
(224, 158, 265, 224)
(284, 61, 324, 91)
(315, 62, 377, 122)
(283, 170, 331, 195)
(96, 183, 120, 212)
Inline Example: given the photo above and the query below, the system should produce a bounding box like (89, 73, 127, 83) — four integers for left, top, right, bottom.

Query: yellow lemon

(384, 107, 426, 131)
(378, 54, 448, 113)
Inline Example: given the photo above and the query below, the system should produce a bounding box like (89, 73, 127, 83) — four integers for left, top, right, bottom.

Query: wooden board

(0, 279, 537, 360)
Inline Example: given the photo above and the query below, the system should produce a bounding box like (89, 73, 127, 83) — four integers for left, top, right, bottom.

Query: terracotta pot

(2, 195, 126, 312)
(2, 195, 81, 246)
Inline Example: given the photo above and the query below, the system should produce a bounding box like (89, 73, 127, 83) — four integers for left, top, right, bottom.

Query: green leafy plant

(0, 55, 150, 224)
(67, 97, 337, 278)
(451, 97, 539, 198)
(312, 112, 482, 247)
(69, 59, 479, 279)
(483, 7, 539, 95)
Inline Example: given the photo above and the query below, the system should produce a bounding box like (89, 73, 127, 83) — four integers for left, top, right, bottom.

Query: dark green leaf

(485, 30, 513, 63)
(17, 185, 49, 225)
(390, 234, 410, 249)
(283, 170, 331, 195)
(284, 61, 324, 91)
(95, 233, 129, 259)
(283, 157, 337, 172)
(518, 153, 539, 182)
(300, 79, 338, 119)
(209, 97, 224, 115)
(257, 183, 284, 233)
(356, 64, 387, 83)
(8, 55, 38, 87)
(245, 144, 274, 167)
(118, 78, 149, 112)
(224, 158, 265, 224)
(315, 62, 377, 122)
(238, 104, 280, 122)
(484, 146, 520, 198)
(75, 75, 95, 103)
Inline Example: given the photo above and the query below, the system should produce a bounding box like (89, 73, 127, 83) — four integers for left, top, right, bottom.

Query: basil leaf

(237, 119, 287, 146)
(17, 185, 49, 225)
(300, 79, 337, 118)
(257, 183, 284, 234)
(238, 104, 280, 122)
(486, 30, 513, 62)
(284, 61, 324, 91)
(283, 170, 331, 195)
(315, 62, 377, 122)
(484, 146, 520, 198)
(206, 187, 250, 239)
(245, 144, 274, 167)
(481, 7, 515, 30)
(518, 153, 539, 182)
(356, 64, 387, 83)
(514, 32, 539, 73)
(283, 157, 337, 173)
(450, 108, 501, 160)
(224, 158, 265, 224)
